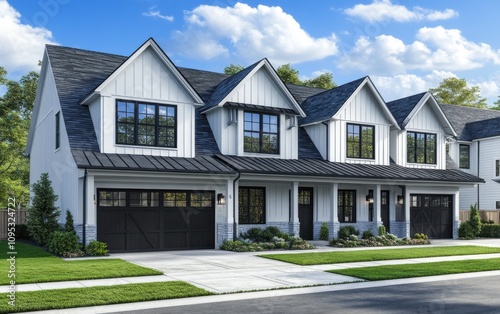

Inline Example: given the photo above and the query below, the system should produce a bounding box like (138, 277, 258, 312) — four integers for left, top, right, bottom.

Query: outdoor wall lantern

(397, 195, 404, 205)
(217, 193, 226, 205)
(365, 193, 374, 203)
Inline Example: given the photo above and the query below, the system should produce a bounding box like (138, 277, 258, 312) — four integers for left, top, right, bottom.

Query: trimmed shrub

(64, 210, 76, 235)
(26, 173, 60, 246)
(479, 224, 500, 238)
(86, 241, 109, 256)
(413, 233, 428, 240)
(48, 231, 82, 257)
(378, 225, 387, 236)
(14, 224, 30, 240)
(319, 222, 329, 240)
(458, 221, 475, 239)
(240, 226, 286, 242)
(468, 204, 482, 238)
(338, 226, 359, 239)
(362, 230, 375, 239)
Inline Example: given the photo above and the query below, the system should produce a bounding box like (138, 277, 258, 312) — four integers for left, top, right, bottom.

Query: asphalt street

(118, 274, 500, 314)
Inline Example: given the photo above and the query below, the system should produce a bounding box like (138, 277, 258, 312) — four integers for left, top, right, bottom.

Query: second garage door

(410, 194, 453, 239)
(97, 190, 215, 252)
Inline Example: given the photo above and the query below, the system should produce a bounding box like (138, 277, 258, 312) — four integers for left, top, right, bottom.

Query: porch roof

(72, 150, 236, 175)
(215, 155, 484, 183)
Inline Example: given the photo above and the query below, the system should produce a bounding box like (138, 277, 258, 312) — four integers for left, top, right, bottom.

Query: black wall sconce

(397, 195, 404, 205)
(217, 193, 226, 205)
(366, 190, 374, 204)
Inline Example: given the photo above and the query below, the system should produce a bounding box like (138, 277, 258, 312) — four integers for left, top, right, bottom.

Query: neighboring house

(439, 104, 500, 211)
(26, 38, 483, 252)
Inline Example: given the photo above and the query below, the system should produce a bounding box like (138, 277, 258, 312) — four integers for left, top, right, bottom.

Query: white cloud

(172, 3, 338, 64)
(340, 26, 500, 74)
(142, 7, 174, 22)
(344, 0, 458, 23)
(0, 0, 57, 74)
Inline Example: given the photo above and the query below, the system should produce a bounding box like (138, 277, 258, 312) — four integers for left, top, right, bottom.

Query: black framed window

(239, 187, 265, 224)
(407, 132, 436, 164)
(347, 124, 374, 159)
(338, 190, 356, 223)
(55, 111, 60, 149)
(496, 160, 500, 177)
(459, 144, 470, 169)
(116, 100, 176, 147)
(244, 112, 279, 154)
(98, 191, 126, 207)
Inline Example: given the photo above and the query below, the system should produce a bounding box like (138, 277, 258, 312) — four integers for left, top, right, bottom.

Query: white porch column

(404, 186, 411, 238)
(373, 184, 382, 223)
(225, 179, 236, 241)
(289, 181, 299, 235)
(453, 190, 460, 239)
(330, 183, 338, 223)
(85, 174, 96, 225)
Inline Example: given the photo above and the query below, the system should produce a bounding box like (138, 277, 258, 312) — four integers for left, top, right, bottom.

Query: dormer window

(243, 112, 279, 154)
(346, 123, 374, 159)
(459, 144, 470, 169)
(407, 132, 436, 164)
(116, 100, 176, 148)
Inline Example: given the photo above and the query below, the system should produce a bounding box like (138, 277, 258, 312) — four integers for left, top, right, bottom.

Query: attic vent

(227, 108, 238, 126)
(286, 115, 297, 130)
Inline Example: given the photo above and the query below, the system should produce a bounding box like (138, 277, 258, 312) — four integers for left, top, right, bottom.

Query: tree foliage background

(429, 77, 487, 108)
(0, 66, 38, 208)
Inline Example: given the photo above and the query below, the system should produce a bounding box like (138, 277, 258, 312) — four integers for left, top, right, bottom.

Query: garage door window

(163, 192, 187, 207)
(99, 191, 126, 207)
(130, 192, 159, 207)
(191, 192, 213, 207)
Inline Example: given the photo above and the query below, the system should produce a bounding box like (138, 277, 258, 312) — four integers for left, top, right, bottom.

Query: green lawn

(261, 246, 500, 265)
(0, 281, 212, 313)
(0, 241, 162, 284)
(329, 258, 500, 281)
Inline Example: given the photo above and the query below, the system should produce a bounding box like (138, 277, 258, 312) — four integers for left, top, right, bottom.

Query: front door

(381, 190, 390, 233)
(298, 188, 313, 240)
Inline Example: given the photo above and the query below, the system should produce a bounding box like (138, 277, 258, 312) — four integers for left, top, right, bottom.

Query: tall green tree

(490, 96, 500, 110)
(276, 63, 301, 85)
(224, 64, 245, 75)
(304, 73, 337, 89)
(429, 77, 487, 108)
(0, 67, 38, 208)
(26, 173, 60, 246)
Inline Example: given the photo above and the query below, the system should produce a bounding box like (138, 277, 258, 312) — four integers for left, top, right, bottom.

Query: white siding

(88, 98, 101, 148)
(324, 85, 393, 165)
(315, 184, 331, 221)
(29, 65, 80, 225)
(97, 47, 197, 158)
(477, 138, 500, 210)
(304, 124, 328, 159)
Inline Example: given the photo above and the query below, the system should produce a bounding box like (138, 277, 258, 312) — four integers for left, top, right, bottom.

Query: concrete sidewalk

(4, 238, 500, 294)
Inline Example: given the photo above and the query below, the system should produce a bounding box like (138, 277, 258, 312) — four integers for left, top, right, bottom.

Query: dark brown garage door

(410, 194, 452, 239)
(97, 190, 215, 252)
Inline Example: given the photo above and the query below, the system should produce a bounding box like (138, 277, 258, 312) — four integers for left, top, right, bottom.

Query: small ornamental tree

(468, 204, 482, 238)
(27, 173, 60, 246)
(64, 210, 76, 235)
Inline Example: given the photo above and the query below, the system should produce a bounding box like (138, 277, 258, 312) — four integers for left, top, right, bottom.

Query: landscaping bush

(479, 224, 500, 238)
(338, 226, 359, 239)
(413, 233, 428, 240)
(14, 224, 30, 240)
(330, 233, 430, 247)
(468, 204, 482, 237)
(48, 231, 83, 257)
(86, 241, 109, 256)
(319, 222, 329, 240)
(458, 221, 475, 239)
(65, 210, 76, 235)
(362, 230, 375, 239)
(240, 226, 286, 242)
(27, 173, 61, 246)
(378, 225, 387, 236)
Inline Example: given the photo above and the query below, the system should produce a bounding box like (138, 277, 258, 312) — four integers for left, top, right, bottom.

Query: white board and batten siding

(91, 46, 197, 158)
(304, 124, 328, 159)
(29, 64, 80, 224)
(330, 85, 392, 165)
(402, 103, 447, 169)
(206, 67, 299, 159)
(477, 138, 500, 210)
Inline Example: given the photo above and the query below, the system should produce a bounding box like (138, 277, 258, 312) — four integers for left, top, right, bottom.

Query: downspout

(232, 171, 241, 240)
(477, 142, 480, 209)
(322, 121, 329, 160)
(82, 169, 87, 249)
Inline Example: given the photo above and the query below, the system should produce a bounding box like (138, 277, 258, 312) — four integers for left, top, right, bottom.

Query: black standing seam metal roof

(439, 104, 500, 141)
(386, 92, 427, 129)
(299, 77, 367, 126)
(215, 155, 484, 183)
(72, 150, 236, 174)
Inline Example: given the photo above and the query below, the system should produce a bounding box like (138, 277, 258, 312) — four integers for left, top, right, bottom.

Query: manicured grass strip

(260, 246, 500, 265)
(0, 241, 162, 284)
(0, 281, 212, 313)
(328, 258, 500, 281)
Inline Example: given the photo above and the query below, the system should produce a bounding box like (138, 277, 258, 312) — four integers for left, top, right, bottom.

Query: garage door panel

(189, 231, 214, 248)
(164, 232, 188, 249)
(127, 210, 161, 232)
(98, 210, 127, 233)
(410, 194, 452, 239)
(128, 232, 160, 250)
(99, 234, 127, 251)
(165, 208, 188, 230)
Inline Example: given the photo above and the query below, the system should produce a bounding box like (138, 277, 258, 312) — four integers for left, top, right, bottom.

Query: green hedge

(479, 224, 500, 238)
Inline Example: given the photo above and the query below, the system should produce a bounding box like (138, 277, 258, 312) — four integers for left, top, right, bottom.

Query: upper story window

(346, 123, 374, 159)
(243, 112, 279, 154)
(116, 100, 176, 148)
(55, 111, 60, 150)
(496, 160, 500, 177)
(407, 132, 436, 164)
(459, 144, 470, 169)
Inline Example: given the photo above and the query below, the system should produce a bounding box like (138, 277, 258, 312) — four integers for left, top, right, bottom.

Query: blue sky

(2, 0, 500, 105)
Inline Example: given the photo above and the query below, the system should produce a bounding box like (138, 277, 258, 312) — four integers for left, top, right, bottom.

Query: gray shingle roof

(299, 77, 366, 126)
(72, 150, 235, 174)
(298, 127, 322, 159)
(178, 67, 228, 102)
(216, 155, 484, 183)
(386, 92, 427, 128)
(440, 104, 500, 140)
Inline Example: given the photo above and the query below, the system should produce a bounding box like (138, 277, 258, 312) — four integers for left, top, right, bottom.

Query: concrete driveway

(112, 249, 359, 293)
